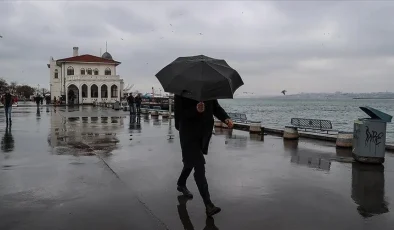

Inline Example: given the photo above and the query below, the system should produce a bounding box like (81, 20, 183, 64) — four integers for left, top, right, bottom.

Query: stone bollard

(249, 121, 261, 134)
(336, 131, 353, 148)
(162, 111, 169, 118)
(283, 126, 299, 140)
(151, 110, 159, 117)
(214, 120, 223, 128)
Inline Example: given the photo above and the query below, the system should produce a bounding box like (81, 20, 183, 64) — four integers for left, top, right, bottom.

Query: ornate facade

(48, 47, 124, 104)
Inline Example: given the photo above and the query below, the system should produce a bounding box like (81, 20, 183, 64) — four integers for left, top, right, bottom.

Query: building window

(94, 69, 99, 75)
(81, 68, 85, 75)
(54, 69, 58, 79)
(111, 85, 118, 98)
(91, 84, 98, 98)
(87, 68, 92, 75)
(101, 85, 108, 98)
(105, 68, 111, 75)
(82, 84, 88, 98)
(67, 66, 74, 75)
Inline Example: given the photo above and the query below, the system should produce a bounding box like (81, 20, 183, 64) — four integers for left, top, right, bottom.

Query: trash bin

(353, 106, 392, 164)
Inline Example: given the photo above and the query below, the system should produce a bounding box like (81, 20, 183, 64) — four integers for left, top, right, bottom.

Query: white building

(48, 47, 124, 104)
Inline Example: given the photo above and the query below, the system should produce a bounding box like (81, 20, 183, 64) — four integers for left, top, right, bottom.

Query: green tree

(0, 78, 8, 94)
(15, 85, 35, 99)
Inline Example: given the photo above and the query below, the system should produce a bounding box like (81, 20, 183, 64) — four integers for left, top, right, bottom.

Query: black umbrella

(155, 55, 243, 101)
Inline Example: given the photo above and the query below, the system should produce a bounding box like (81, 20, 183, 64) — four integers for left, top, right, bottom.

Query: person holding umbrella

(156, 55, 243, 217)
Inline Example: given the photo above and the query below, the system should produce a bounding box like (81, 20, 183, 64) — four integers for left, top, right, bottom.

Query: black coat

(174, 95, 229, 167)
(127, 95, 135, 105)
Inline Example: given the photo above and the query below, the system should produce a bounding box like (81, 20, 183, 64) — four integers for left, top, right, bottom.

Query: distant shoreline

(353, 98, 394, 100)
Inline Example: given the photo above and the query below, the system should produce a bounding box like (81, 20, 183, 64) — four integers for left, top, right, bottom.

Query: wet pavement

(1, 106, 394, 229)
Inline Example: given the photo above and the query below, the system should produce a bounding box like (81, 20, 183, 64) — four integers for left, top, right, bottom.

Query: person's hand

(225, 119, 234, 129)
(196, 102, 205, 113)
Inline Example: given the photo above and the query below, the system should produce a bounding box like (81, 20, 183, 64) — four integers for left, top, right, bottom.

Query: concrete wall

(49, 57, 62, 100)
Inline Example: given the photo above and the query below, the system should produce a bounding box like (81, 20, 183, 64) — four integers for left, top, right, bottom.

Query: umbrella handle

(197, 102, 205, 113)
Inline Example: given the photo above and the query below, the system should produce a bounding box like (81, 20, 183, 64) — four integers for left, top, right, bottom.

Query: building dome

(102, 52, 113, 60)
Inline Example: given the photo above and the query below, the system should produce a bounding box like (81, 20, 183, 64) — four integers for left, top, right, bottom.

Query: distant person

(174, 95, 234, 217)
(127, 94, 135, 115)
(1, 90, 15, 124)
(34, 94, 42, 110)
(45, 95, 51, 105)
(135, 94, 142, 114)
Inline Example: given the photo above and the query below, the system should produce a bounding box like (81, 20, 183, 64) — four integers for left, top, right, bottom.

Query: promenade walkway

(1, 106, 393, 230)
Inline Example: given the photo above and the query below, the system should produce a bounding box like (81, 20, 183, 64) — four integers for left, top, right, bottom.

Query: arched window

(105, 68, 111, 75)
(94, 69, 99, 75)
(80, 68, 85, 75)
(87, 68, 92, 75)
(91, 84, 98, 98)
(54, 69, 58, 78)
(111, 85, 118, 98)
(67, 66, 74, 75)
(101, 85, 108, 98)
(82, 84, 88, 98)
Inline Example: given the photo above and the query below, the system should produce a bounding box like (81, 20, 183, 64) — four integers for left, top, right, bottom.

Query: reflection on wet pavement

(291, 154, 331, 171)
(225, 134, 248, 149)
(48, 112, 122, 156)
(352, 163, 389, 218)
(1, 126, 14, 153)
(177, 195, 219, 230)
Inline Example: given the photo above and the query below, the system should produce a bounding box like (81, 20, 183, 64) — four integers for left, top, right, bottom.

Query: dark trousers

(136, 104, 141, 114)
(129, 104, 135, 114)
(177, 163, 212, 205)
(4, 106, 12, 122)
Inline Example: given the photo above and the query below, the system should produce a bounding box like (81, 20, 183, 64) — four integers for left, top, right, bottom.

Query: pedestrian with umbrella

(156, 55, 244, 216)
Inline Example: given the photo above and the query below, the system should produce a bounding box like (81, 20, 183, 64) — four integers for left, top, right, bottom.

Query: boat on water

(140, 93, 174, 110)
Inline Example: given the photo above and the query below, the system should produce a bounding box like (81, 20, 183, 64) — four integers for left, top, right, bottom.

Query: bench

(227, 112, 250, 124)
(290, 118, 336, 134)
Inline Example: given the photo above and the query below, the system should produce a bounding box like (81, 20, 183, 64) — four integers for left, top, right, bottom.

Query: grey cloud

(1, 1, 394, 95)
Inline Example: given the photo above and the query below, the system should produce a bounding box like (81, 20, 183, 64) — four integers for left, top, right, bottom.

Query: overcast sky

(1, 1, 394, 96)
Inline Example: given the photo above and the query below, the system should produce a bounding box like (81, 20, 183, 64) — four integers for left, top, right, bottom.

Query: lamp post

(168, 93, 172, 118)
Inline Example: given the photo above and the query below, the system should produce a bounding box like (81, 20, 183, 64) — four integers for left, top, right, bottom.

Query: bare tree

(41, 88, 50, 95)
(123, 84, 134, 94)
(0, 78, 8, 94)
(9, 81, 17, 94)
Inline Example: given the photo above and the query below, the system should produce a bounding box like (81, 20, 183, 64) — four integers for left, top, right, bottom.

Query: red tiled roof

(56, 54, 121, 65)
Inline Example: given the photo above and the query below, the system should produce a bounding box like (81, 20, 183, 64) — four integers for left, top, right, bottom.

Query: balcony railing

(66, 75, 121, 81)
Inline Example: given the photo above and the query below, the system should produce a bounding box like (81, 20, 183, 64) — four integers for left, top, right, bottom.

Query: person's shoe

(206, 203, 221, 217)
(177, 186, 193, 199)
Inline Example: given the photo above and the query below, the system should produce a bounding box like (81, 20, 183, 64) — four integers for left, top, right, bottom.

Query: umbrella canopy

(155, 55, 243, 101)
